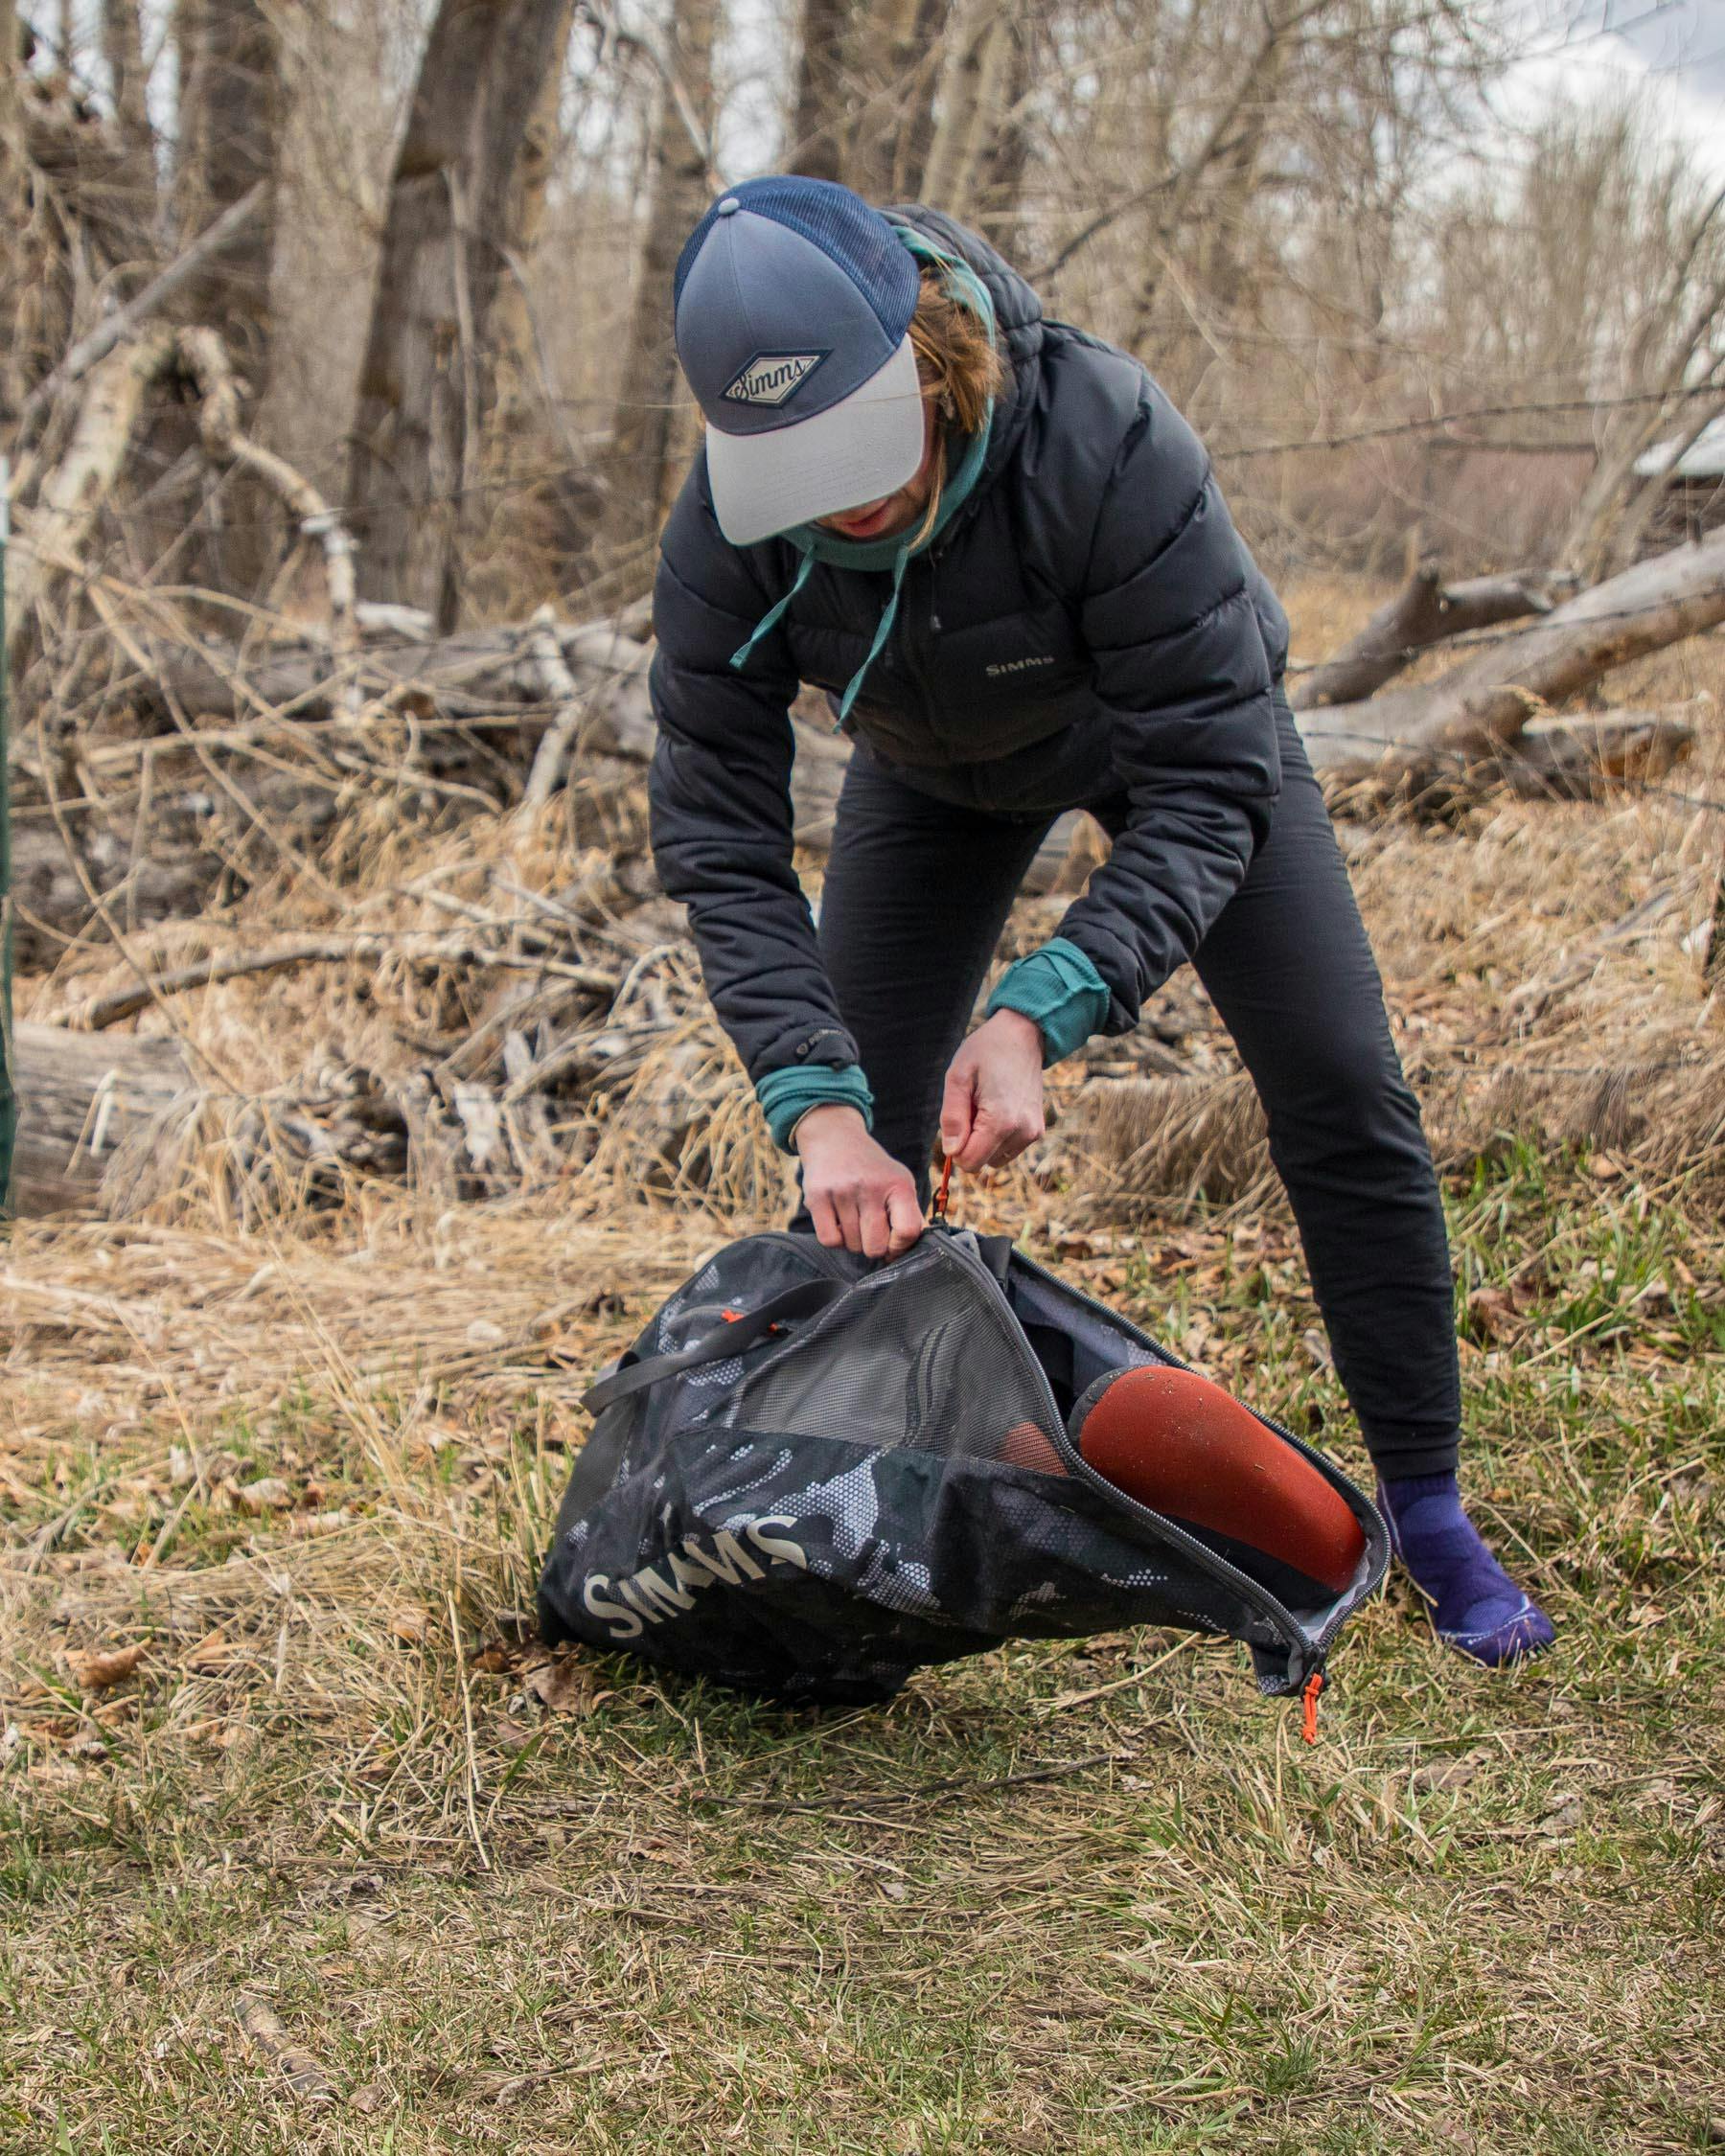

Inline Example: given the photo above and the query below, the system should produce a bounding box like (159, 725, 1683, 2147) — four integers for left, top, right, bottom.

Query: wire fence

(0, 459, 14, 1213)
(9, 378, 1723, 534)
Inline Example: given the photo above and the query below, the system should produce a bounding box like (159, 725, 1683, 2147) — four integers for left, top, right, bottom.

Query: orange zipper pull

(932, 1154, 954, 1222)
(1300, 1669, 1324, 1746)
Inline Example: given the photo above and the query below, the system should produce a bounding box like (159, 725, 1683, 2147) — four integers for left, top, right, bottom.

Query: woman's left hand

(939, 1010, 1046, 1172)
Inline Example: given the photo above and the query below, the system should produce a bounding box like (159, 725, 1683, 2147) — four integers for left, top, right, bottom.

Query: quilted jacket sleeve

(1053, 386, 1284, 1034)
(647, 457, 862, 1083)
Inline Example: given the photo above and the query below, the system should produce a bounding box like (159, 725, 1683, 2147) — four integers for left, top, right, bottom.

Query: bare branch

(15, 181, 270, 431)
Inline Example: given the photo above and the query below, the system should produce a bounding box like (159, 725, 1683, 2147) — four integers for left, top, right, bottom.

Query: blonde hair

(904, 266, 1007, 549)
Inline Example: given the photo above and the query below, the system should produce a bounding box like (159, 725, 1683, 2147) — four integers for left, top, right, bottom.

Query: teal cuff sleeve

(755, 1064, 875, 1153)
(985, 937, 1113, 1066)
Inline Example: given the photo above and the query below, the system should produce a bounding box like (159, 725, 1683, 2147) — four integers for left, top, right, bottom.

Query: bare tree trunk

(594, 0, 717, 573)
(1121, 5, 1299, 360)
(891, 0, 946, 201)
(176, 0, 278, 385)
(788, 0, 851, 183)
(917, 0, 988, 216)
(346, 0, 580, 629)
(971, 2, 1032, 261)
(100, 0, 156, 217)
(8, 329, 179, 669)
(489, 3, 576, 439)
(845, 0, 944, 203)
(159, 0, 282, 593)
(1163, 30, 1285, 407)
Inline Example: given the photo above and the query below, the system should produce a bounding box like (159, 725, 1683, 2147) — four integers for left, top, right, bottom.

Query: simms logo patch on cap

(722, 350, 829, 407)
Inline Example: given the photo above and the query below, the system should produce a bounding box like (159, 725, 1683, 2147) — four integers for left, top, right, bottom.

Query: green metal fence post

(0, 455, 14, 1218)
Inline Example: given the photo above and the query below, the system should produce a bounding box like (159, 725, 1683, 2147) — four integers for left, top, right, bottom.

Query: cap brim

(705, 334, 925, 547)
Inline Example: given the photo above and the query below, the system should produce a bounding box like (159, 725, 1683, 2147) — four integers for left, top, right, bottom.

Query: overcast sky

(1603, 0, 1725, 95)
(1510, 0, 1725, 174)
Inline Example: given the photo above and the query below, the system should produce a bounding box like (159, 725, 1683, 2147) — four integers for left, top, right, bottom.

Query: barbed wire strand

(9, 383, 1725, 544)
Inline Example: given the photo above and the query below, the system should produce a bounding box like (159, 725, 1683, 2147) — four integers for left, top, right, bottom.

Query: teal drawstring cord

(728, 548, 816, 676)
(727, 537, 907, 725)
(727, 222, 999, 726)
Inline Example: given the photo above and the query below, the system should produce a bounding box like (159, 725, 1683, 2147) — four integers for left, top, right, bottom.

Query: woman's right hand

(794, 1106, 924, 1258)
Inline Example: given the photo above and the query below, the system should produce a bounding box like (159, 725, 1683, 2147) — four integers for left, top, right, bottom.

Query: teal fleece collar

(728, 224, 999, 728)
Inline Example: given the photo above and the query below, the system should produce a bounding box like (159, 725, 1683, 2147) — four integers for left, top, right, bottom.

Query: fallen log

(1496, 711, 1695, 799)
(7, 814, 224, 971)
(1334, 709, 1699, 810)
(132, 616, 654, 745)
(1298, 524, 1725, 777)
(11, 1021, 195, 1217)
(10, 1021, 455, 1218)
(120, 617, 1076, 877)
(70, 930, 619, 1031)
(1291, 562, 1574, 710)
(4, 754, 353, 967)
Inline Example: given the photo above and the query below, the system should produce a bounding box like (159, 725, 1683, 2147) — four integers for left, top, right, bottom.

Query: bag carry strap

(581, 1276, 847, 1415)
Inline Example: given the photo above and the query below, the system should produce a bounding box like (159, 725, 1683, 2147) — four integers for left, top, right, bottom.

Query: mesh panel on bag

(723, 1241, 1059, 1464)
(656, 1260, 722, 1352)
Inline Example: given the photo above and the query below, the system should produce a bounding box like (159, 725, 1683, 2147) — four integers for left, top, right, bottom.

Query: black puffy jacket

(647, 205, 1291, 1085)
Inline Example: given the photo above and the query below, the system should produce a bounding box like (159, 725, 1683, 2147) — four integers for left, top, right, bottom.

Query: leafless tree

(591, 0, 718, 578)
(787, 0, 849, 182)
(175, 0, 280, 383)
(346, 0, 581, 628)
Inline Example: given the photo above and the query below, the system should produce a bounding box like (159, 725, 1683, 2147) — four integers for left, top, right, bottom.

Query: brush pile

(5, 328, 1725, 1228)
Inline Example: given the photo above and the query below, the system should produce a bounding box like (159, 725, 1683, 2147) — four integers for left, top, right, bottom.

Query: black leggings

(810, 701, 1460, 1479)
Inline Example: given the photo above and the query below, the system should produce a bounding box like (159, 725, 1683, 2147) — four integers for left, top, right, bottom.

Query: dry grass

(5, 1158, 1723, 2153)
(4, 589, 1725, 2152)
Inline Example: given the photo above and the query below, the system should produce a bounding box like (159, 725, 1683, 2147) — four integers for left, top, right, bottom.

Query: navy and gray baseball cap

(673, 177, 925, 546)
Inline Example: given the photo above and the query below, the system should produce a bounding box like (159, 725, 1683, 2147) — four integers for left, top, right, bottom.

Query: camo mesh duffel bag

(538, 1221, 1388, 1709)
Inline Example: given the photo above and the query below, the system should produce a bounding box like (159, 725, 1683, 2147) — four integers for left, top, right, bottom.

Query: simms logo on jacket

(722, 352, 828, 406)
(582, 1515, 810, 1640)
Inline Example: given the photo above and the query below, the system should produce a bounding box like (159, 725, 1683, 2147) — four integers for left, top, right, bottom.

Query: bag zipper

(1004, 1242, 1397, 1656)
(932, 1227, 1380, 1675)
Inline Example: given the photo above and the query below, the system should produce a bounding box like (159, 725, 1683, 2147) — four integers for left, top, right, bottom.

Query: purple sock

(1377, 1472, 1554, 1668)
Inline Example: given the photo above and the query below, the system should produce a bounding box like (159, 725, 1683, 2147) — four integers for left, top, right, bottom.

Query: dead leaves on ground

(235, 1476, 292, 1515)
(1409, 1745, 1491, 1796)
(20, 1617, 598, 1765)
(468, 1636, 609, 1716)
(63, 1640, 149, 1690)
